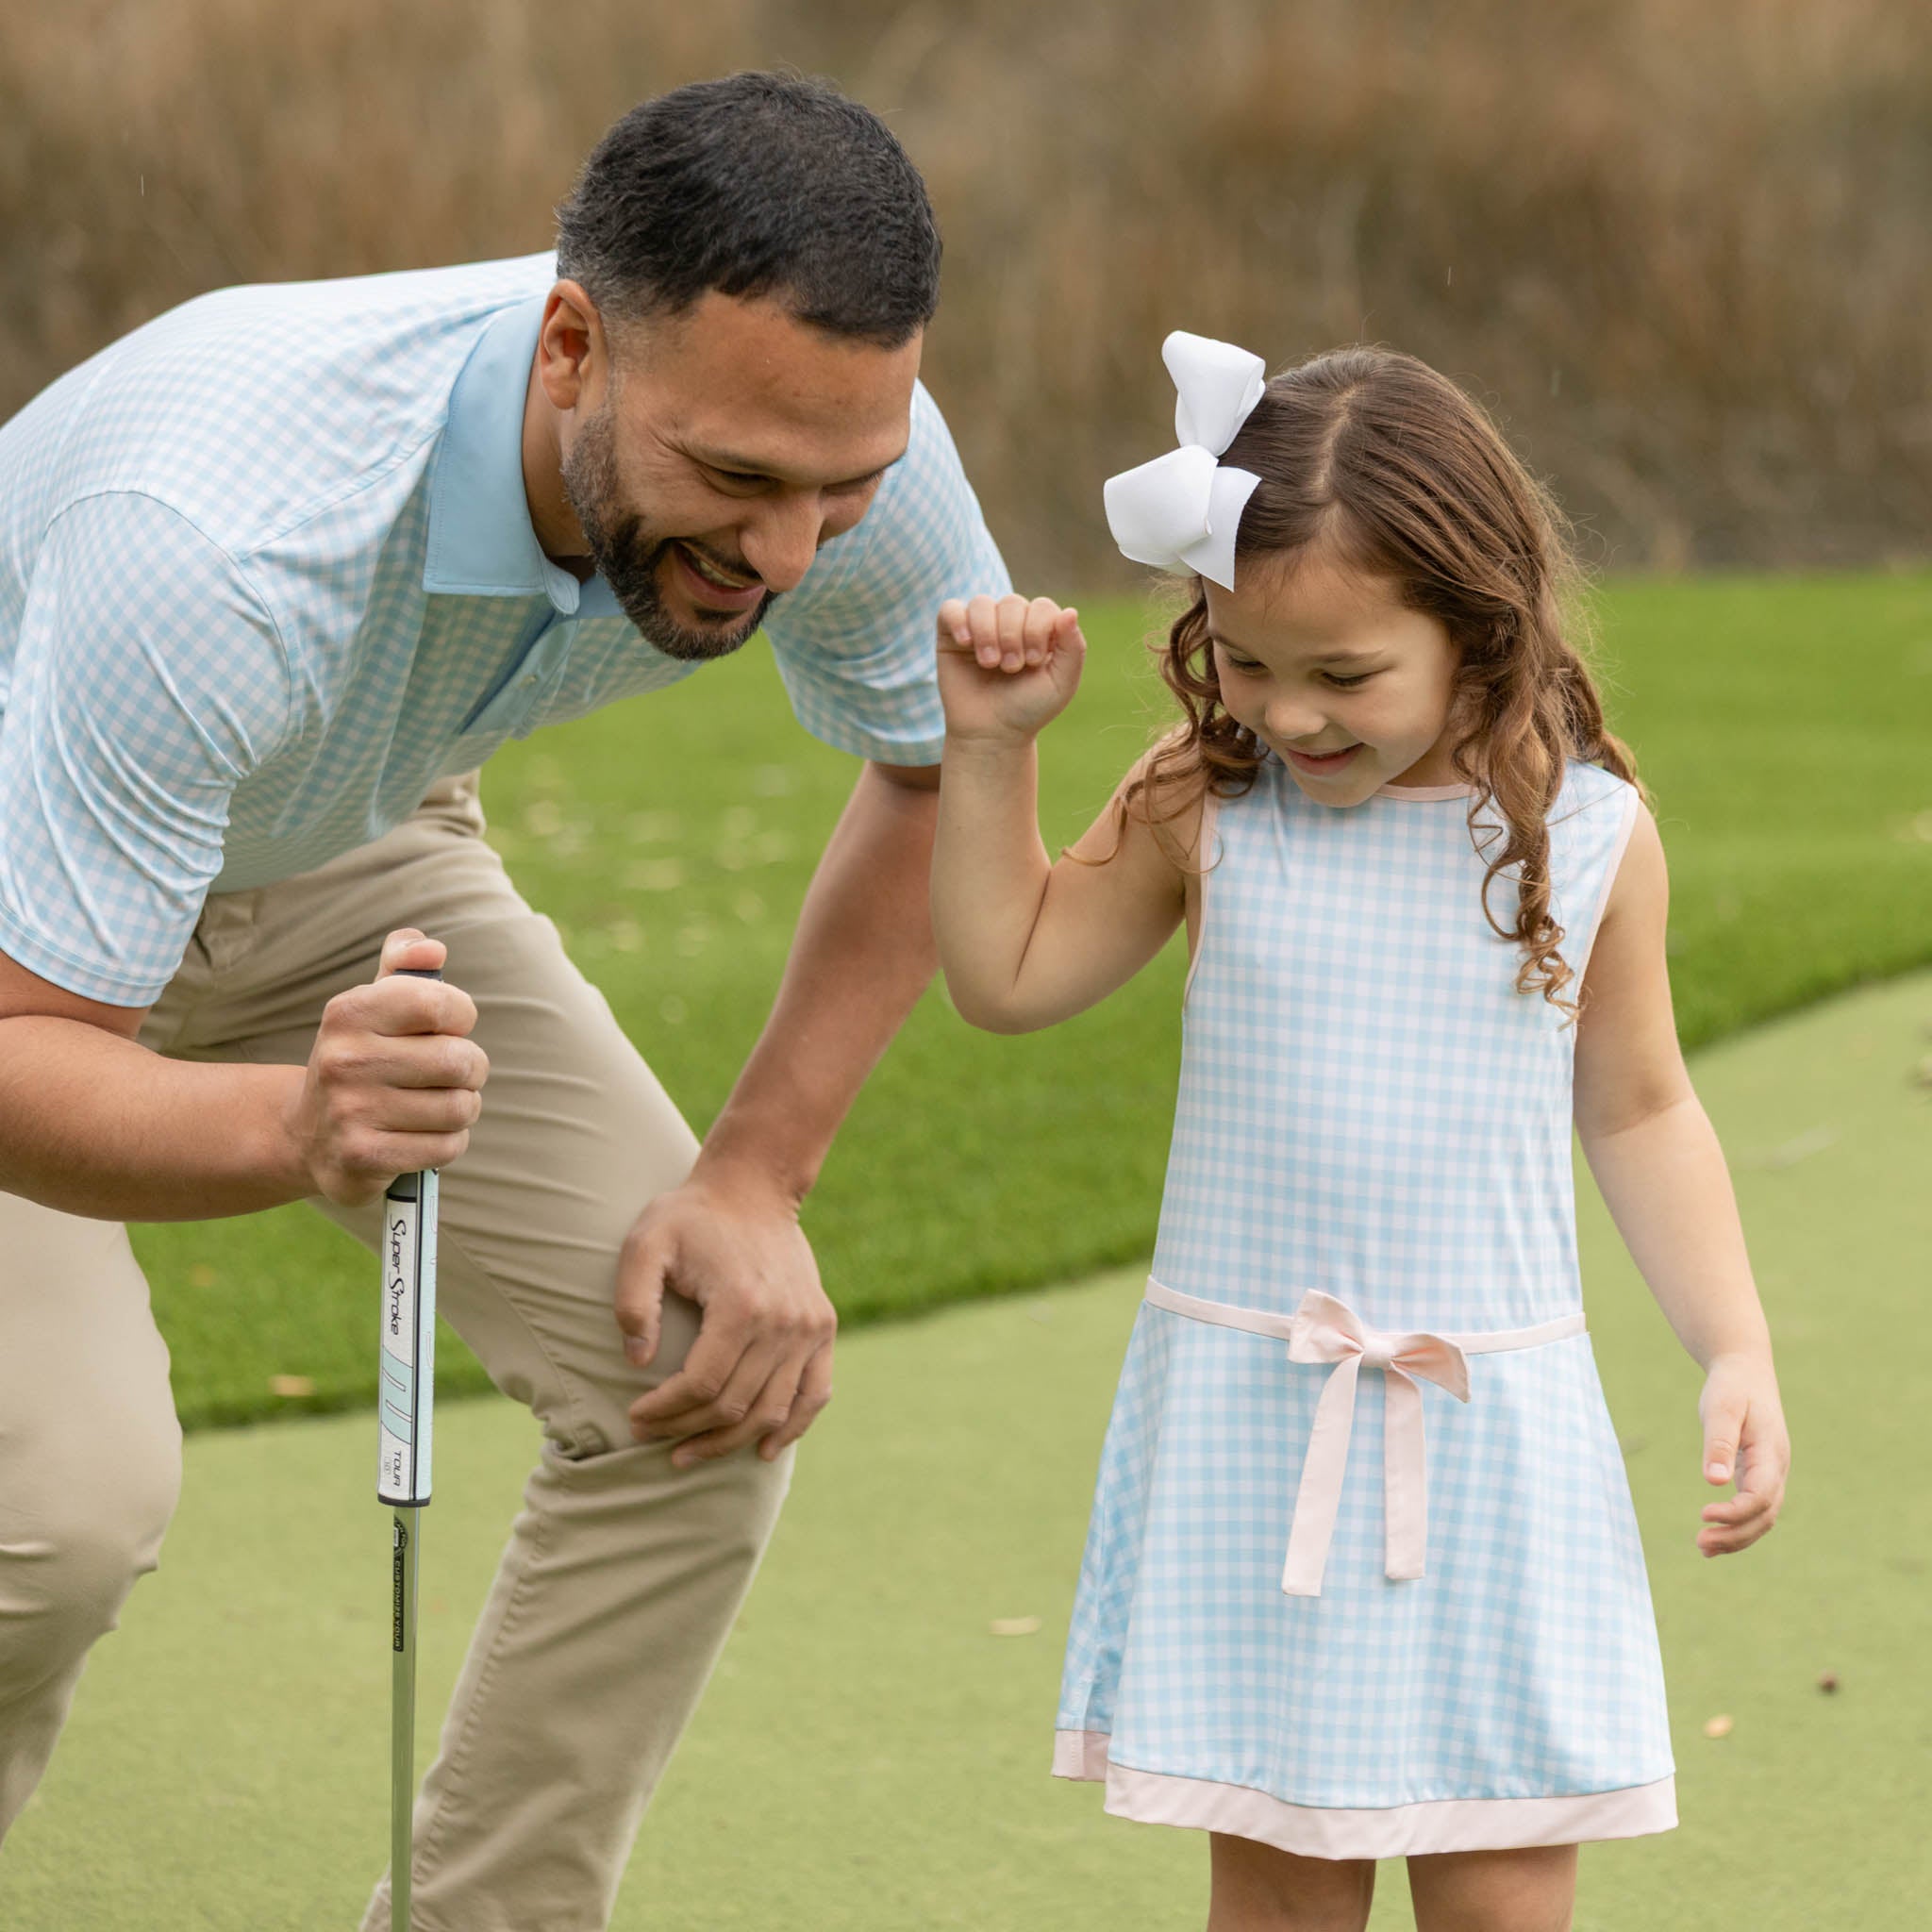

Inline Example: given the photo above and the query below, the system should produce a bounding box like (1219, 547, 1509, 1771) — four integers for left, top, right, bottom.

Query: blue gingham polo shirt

(0, 253, 1008, 1006)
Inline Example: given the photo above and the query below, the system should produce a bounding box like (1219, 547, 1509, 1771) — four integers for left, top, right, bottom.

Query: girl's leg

(1406, 1844, 1577, 1932)
(1208, 1832, 1375, 1932)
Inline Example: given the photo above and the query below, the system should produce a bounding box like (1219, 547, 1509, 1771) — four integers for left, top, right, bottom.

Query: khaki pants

(0, 776, 793, 1930)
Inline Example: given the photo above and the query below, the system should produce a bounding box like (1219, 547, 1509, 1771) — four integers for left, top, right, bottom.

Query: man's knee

(0, 1200, 182, 1660)
(0, 1421, 182, 1673)
(538, 1428, 794, 1587)
(709, 1436, 795, 1560)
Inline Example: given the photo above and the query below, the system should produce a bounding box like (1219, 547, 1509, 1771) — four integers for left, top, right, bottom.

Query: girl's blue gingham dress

(1052, 756, 1676, 1857)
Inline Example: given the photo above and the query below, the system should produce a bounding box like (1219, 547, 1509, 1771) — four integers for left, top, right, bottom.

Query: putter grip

(376, 966, 443, 1507)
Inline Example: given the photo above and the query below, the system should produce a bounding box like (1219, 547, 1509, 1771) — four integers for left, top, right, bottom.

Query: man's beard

(560, 406, 776, 663)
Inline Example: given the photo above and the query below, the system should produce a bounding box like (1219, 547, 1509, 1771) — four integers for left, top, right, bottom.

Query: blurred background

(5, 0, 1929, 582)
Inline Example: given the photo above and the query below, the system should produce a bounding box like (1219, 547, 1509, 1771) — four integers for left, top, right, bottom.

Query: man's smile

(670, 541, 767, 613)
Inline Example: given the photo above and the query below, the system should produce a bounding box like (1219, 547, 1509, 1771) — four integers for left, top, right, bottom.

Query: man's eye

(707, 467, 769, 491)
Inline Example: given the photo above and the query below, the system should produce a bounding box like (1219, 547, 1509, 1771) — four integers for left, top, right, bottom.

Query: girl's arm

(932, 593, 1194, 1034)
(1573, 805, 1790, 1556)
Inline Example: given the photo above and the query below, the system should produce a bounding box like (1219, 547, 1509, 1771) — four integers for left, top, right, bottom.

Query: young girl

(930, 336, 1790, 1932)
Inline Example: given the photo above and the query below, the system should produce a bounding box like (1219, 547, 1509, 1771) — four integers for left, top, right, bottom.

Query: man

(0, 73, 1007, 1929)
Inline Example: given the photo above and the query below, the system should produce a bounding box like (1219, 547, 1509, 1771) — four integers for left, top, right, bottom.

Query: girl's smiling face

(1203, 555, 1462, 805)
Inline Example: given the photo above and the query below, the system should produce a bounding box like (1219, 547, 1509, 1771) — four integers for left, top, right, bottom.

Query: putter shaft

(377, 975, 441, 1932)
(391, 1507, 421, 1929)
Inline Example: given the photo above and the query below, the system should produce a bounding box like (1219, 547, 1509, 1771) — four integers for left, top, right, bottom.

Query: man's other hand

(618, 1166, 837, 1466)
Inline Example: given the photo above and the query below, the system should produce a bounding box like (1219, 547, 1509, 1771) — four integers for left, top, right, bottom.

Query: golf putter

(375, 965, 442, 1931)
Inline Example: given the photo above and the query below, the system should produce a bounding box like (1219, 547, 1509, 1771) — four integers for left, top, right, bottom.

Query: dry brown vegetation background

(4, 0, 1927, 581)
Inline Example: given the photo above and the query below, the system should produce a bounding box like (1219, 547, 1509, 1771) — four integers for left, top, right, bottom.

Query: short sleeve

(760, 381, 1010, 766)
(0, 492, 293, 1005)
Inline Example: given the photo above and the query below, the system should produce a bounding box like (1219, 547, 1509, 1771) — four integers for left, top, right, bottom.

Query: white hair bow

(1103, 332, 1268, 591)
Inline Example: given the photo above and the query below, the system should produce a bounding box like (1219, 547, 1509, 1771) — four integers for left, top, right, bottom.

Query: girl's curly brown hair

(1124, 346, 1644, 1011)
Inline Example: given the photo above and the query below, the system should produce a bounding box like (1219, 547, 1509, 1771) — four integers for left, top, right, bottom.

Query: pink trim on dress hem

(1052, 1731, 1676, 1857)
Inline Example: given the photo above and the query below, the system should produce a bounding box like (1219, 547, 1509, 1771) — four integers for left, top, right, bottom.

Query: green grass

(9, 970, 1929, 1929)
(132, 572, 1932, 1431)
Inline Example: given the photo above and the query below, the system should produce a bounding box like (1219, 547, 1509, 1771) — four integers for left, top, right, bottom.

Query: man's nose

(739, 494, 825, 595)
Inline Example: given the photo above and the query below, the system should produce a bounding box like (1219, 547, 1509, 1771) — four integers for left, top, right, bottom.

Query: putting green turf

(130, 572, 1932, 1431)
(5, 971, 1927, 1930)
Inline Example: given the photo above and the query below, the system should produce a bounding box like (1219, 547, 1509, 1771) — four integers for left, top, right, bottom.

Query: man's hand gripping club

(288, 928, 490, 1207)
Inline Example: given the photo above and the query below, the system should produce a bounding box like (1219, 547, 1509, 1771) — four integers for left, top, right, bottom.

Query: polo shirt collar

(424, 295, 621, 620)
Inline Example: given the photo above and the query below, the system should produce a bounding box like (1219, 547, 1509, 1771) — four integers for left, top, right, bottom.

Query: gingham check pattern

(0, 255, 1008, 1005)
(1058, 758, 1674, 1809)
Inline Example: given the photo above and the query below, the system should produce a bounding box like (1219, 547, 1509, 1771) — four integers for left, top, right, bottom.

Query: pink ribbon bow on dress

(1281, 1291, 1473, 1597)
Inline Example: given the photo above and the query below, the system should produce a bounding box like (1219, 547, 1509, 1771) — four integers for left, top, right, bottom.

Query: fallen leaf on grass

(991, 1616, 1041, 1638)
(1703, 1714, 1734, 1739)
(1817, 1671, 1840, 1693)
(188, 1263, 218, 1289)
(269, 1374, 315, 1397)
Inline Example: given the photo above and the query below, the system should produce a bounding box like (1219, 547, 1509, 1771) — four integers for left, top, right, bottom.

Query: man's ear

(537, 280, 608, 413)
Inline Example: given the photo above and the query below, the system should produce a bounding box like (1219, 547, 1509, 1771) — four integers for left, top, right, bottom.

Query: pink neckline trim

(1375, 781, 1474, 800)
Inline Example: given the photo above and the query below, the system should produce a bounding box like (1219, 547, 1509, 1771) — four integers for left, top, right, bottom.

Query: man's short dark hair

(556, 72, 941, 348)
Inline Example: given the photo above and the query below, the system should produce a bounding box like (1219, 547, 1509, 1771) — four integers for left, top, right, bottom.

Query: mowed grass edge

(131, 571, 1932, 1430)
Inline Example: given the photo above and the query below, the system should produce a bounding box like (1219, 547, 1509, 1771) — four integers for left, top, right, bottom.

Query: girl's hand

(936, 593, 1087, 747)
(1695, 1353, 1790, 1556)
